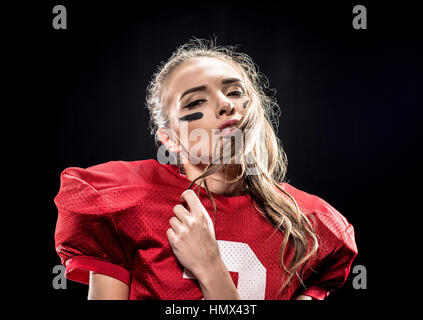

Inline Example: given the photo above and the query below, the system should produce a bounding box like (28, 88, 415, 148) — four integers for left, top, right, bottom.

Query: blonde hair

(145, 37, 318, 294)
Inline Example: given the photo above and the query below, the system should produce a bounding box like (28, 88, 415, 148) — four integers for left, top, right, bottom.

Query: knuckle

(197, 214, 206, 223)
(172, 235, 180, 244)
(186, 217, 195, 228)
(179, 227, 187, 236)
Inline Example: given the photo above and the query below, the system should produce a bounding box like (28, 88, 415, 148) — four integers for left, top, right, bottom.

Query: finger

(180, 189, 204, 216)
(180, 189, 213, 224)
(166, 228, 177, 245)
(169, 216, 183, 233)
(173, 204, 190, 222)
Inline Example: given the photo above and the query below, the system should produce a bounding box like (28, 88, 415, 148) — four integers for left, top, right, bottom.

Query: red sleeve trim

(301, 286, 329, 300)
(64, 256, 131, 287)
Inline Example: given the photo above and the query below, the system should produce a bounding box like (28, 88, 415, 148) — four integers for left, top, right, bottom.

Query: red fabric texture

(54, 159, 357, 300)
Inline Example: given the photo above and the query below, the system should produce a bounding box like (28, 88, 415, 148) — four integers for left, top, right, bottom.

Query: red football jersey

(54, 159, 357, 300)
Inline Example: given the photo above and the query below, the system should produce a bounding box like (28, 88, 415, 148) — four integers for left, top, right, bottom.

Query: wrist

(196, 258, 240, 300)
(196, 257, 226, 286)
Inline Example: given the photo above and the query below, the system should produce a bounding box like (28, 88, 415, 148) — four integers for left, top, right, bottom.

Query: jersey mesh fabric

(54, 159, 357, 300)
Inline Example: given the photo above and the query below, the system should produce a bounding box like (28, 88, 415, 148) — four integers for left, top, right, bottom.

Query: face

(158, 57, 250, 165)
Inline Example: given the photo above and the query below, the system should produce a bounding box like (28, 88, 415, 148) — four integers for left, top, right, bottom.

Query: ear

(157, 127, 182, 153)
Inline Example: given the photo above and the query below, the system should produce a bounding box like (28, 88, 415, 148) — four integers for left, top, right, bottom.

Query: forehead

(164, 57, 242, 103)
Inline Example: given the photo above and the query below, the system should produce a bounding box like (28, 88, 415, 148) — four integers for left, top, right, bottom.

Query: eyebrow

(179, 78, 242, 102)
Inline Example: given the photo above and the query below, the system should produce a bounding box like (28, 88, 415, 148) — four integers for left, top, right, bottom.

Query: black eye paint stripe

(178, 112, 204, 122)
(242, 99, 249, 108)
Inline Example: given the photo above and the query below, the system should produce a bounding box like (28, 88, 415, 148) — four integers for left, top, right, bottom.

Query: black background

(45, 0, 421, 307)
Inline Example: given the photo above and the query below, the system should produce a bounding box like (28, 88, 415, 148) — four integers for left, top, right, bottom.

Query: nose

(216, 95, 235, 117)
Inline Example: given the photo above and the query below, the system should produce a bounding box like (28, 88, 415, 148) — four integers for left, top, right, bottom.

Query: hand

(166, 189, 220, 280)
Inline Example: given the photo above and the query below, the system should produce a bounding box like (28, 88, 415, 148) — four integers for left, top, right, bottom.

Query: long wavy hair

(145, 37, 318, 294)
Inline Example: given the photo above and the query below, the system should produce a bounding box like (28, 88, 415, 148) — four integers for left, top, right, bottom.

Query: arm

(88, 272, 130, 300)
(196, 256, 240, 300)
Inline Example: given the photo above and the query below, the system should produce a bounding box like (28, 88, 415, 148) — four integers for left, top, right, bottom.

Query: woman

(54, 38, 357, 300)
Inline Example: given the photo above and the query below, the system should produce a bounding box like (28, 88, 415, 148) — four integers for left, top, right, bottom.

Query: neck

(181, 162, 247, 197)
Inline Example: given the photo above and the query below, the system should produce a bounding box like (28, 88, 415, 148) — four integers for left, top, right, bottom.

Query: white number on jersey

(183, 240, 267, 299)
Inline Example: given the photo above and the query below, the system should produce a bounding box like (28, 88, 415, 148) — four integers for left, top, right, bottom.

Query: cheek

(179, 120, 217, 155)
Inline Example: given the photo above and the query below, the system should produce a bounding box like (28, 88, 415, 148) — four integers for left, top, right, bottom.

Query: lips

(215, 119, 240, 136)
(218, 119, 239, 131)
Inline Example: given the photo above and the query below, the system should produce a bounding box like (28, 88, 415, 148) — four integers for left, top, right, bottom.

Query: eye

(183, 99, 206, 110)
(227, 91, 244, 97)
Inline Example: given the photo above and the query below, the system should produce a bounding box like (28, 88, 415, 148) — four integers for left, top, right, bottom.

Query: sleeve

(54, 168, 131, 286)
(300, 223, 357, 300)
